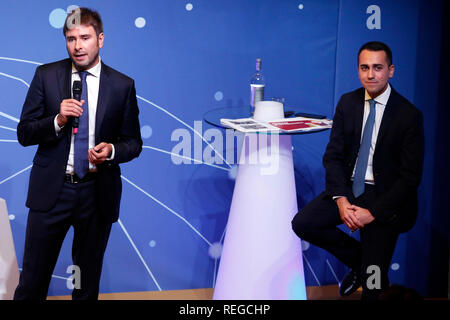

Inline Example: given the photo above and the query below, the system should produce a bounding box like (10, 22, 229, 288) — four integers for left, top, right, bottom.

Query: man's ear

(98, 32, 104, 49)
(388, 64, 395, 79)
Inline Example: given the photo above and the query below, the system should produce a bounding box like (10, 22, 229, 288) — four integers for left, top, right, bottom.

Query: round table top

(203, 106, 330, 135)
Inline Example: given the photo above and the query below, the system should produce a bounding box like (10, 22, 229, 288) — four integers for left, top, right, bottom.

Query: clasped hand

(58, 99, 111, 165)
(89, 142, 112, 165)
(336, 197, 375, 232)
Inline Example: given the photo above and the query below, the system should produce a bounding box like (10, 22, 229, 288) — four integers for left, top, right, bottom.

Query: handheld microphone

(72, 80, 82, 135)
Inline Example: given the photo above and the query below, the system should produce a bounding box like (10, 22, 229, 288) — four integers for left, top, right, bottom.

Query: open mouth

(74, 54, 87, 60)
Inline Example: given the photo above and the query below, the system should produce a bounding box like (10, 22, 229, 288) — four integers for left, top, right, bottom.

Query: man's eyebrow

(66, 34, 91, 39)
(359, 63, 384, 67)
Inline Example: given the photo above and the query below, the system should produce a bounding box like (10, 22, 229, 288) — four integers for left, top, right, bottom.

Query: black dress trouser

(291, 185, 399, 300)
(14, 178, 112, 300)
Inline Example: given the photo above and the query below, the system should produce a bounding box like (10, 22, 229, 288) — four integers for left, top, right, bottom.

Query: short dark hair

(358, 41, 393, 66)
(63, 7, 103, 36)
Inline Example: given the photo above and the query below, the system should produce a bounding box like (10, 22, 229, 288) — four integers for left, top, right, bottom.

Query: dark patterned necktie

(74, 71, 89, 178)
(353, 99, 376, 198)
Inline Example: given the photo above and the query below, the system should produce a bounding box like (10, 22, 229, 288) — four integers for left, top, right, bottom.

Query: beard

(71, 52, 99, 71)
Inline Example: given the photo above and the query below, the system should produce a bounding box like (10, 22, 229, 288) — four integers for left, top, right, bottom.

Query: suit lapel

(375, 88, 399, 148)
(95, 62, 111, 143)
(353, 88, 365, 147)
(57, 59, 72, 101)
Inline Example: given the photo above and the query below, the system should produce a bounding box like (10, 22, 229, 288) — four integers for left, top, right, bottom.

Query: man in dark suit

(291, 41, 424, 300)
(14, 8, 142, 300)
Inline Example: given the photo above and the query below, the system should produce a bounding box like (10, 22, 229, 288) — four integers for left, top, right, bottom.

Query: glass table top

(203, 106, 330, 135)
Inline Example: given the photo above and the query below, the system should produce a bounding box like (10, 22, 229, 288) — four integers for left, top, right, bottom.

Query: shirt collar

(364, 83, 391, 106)
(71, 56, 102, 77)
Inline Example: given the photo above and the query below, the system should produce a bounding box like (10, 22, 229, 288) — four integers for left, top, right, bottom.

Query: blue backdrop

(0, 0, 446, 297)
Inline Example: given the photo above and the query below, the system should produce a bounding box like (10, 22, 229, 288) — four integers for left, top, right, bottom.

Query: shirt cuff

(333, 196, 344, 201)
(54, 115, 64, 135)
(107, 144, 115, 161)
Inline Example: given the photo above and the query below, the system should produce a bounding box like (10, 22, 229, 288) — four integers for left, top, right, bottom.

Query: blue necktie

(74, 71, 89, 179)
(353, 99, 376, 198)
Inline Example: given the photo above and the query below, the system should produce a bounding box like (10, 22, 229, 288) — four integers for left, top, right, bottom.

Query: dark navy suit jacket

(17, 58, 142, 223)
(322, 86, 424, 232)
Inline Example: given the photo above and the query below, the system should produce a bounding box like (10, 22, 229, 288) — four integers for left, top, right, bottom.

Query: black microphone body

(72, 80, 82, 134)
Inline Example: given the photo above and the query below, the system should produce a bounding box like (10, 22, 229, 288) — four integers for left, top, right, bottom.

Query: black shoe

(339, 269, 362, 296)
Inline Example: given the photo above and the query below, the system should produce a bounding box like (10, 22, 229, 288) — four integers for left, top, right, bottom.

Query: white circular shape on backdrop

(135, 17, 146, 28)
(208, 242, 223, 259)
(49, 8, 67, 29)
(141, 125, 153, 139)
(214, 91, 223, 101)
(227, 165, 238, 180)
(301, 240, 310, 251)
(186, 3, 194, 11)
(391, 263, 400, 271)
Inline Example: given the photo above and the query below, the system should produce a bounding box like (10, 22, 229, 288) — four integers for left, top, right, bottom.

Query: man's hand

(336, 197, 363, 232)
(349, 205, 375, 227)
(89, 142, 112, 165)
(57, 99, 85, 127)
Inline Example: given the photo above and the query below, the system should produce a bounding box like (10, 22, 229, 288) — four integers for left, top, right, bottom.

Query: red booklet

(269, 119, 332, 132)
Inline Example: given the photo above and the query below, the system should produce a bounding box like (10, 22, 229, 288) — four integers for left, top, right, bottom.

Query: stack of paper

(220, 117, 332, 133)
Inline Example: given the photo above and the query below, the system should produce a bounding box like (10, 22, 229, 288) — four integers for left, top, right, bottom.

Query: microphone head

(72, 80, 82, 101)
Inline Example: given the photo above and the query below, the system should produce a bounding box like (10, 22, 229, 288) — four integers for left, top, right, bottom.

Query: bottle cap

(256, 58, 262, 70)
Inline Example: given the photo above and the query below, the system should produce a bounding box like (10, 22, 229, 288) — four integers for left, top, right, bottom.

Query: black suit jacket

(323, 86, 424, 232)
(17, 58, 142, 223)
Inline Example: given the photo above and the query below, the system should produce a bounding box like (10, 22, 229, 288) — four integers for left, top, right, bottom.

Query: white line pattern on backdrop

(117, 219, 162, 291)
(121, 175, 213, 247)
(213, 224, 228, 288)
(326, 259, 340, 283)
(143, 145, 230, 171)
(17, 268, 70, 281)
(0, 72, 30, 88)
(0, 165, 32, 185)
(137, 95, 232, 169)
(0, 111, 20, 123)
(303, 253, 321, 286)
(0, 125, 17, 132)
(0, 57, 42, 65)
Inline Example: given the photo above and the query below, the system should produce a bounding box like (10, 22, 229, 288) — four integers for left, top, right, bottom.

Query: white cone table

(213, 133, 306, 300)
(0, 198, 19, 300)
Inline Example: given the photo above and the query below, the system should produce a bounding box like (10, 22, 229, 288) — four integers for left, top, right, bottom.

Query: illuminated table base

(0, 198, 20, 300)
(213, 134, 306, 300)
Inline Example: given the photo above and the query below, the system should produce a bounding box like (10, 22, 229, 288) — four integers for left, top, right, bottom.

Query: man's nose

(368, 68, 375, 78)
(75, 39, 83, 50)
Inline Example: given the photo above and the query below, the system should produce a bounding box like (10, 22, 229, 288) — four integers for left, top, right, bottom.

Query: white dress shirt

(351, 84, 391, 184)
(54, 57, 115, 174)
(333, 84, 391, 200)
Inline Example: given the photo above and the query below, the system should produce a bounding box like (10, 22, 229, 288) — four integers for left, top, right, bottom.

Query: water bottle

(250, 58, 265, 112)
